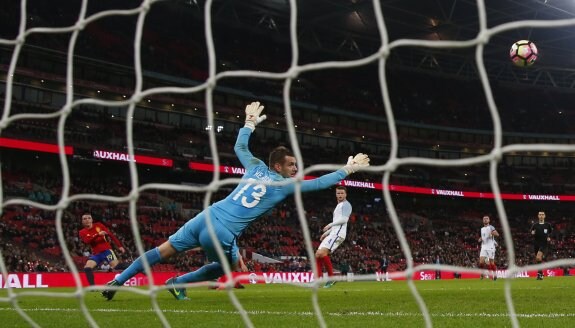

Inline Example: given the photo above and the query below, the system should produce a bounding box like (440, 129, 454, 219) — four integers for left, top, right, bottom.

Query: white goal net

(2, 0, 575, 327)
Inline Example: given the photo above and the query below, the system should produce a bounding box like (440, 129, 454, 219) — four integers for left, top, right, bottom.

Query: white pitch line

(1, 308, 574, 319)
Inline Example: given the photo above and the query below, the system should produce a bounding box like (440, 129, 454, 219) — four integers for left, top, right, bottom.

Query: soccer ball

(509, 40, 538, 67)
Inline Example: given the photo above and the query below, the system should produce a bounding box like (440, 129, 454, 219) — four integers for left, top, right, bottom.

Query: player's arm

(323, 218, 347, 231)
(323, 203, 352, 231)
(530, 223, 536, 235)
(238, 254, 248, 272)
(491, 227, 500, 237)
(234, 102, 267, 169)
(99, 223, 125, 253)
(296, 154, 370, 193)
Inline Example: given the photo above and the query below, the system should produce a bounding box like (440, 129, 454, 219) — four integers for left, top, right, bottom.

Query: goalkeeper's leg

(165, 220, 238, 299)
(115, 247, 164, 284)
(102, 243, 176, 300)
(174, 262, 225, 284)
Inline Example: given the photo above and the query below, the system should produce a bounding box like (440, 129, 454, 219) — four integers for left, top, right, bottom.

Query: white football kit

(319, 200, 352, 252)
(479, 224, 497, 260)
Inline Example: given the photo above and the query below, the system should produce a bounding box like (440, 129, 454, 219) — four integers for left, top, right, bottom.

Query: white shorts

(319, 234, 345, 253)
(479, 248, 495, 260)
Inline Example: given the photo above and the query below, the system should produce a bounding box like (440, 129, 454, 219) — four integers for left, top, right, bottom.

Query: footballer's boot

(323, 281, 337, 288)
(101, 280, 121, 301)
(166, 277, 189, 300)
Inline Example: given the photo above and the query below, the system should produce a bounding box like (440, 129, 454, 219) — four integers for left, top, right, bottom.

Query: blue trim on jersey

(332, 225, 344, 238)
(340, 201, 352, 219)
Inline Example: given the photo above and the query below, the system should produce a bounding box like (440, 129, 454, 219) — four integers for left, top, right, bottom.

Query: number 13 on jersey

(232, 178, 267, 208)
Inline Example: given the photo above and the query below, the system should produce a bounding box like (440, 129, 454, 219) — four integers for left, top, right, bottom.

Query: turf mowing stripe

(1, 308, 574, 319)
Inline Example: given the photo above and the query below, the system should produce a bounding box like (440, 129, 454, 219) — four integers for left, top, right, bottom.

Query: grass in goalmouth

(0, 277, 573, 327)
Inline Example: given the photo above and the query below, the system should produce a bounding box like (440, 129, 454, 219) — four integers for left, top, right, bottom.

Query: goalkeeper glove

(244, 101, 267, 131)
(343, 153, 370, 175)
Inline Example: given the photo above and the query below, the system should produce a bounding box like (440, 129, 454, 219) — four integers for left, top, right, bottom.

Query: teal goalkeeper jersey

(210, 127, 347, 236)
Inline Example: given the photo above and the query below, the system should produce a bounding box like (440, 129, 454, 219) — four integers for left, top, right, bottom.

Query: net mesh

(2, 0, 575, 327)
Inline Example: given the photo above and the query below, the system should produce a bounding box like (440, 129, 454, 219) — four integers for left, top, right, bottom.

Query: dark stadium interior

(1, 0, 575, 276)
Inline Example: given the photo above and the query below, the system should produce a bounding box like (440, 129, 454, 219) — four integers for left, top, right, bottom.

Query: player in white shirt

(315, 186, 351, 288)
(478, 215, 500, 280)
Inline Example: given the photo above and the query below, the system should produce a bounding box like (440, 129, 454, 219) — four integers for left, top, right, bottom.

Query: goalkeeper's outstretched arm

(243, 101, 267, 131)
(235, 101, 268, 169)
(297, 153, 370, 193)
(342, 153, 370, 175)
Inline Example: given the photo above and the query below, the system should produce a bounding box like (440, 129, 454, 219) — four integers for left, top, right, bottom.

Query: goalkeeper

(102, 101, 369, 300)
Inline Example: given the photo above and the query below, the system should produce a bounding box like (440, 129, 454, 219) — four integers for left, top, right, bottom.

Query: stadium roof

(187, 0, 575, 87)
(4, 0, 575, 88)
(202, 0, 575, 62)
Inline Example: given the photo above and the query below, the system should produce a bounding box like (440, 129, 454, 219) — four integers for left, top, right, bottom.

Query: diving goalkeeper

(102, 101, 369, 300)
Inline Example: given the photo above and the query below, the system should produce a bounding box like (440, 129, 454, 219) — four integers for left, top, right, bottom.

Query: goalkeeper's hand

(343, 153, 370, 175)
(244, 101, 267, 131)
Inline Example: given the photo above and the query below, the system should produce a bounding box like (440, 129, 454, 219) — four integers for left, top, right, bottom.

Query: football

(509, 40, 538, 67)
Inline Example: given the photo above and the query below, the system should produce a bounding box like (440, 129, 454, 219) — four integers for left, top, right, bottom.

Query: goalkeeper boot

(101, 280, 121, 301)
(166, 277, 189, 300)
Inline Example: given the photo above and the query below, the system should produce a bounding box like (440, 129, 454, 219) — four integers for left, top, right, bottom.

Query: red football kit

(79, 222, 123, 254)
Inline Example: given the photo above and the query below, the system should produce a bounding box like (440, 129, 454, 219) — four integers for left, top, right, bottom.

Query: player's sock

(315, 257, 324, 278)
(176, 262, 224, 283)
(490, 264, 497, 280)
(84, 267, 95, 286)
(113, 262, 128, 270)
(114, 247, 162, 284)
(324, 256, 334, 277)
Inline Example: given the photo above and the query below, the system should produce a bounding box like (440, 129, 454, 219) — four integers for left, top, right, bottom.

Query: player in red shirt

(79, 213, 125, 286)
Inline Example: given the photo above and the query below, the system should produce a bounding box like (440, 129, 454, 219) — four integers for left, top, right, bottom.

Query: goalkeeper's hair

(335, 185, 347, 192)
(268, 146, 294, 168)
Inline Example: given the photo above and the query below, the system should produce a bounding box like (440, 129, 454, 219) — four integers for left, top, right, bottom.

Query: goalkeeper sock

(84, 267, 95, 286)
(114, 247, 162, 285)
(324, 256, 334, 277)
(176, 262, 224, 283)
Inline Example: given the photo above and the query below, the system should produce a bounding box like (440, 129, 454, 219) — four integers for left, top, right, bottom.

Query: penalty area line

(0, 308, 574, 319)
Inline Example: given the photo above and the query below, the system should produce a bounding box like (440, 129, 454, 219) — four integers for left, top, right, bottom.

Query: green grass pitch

(1, 277, 574, 327)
